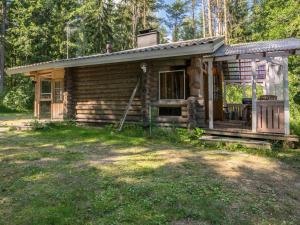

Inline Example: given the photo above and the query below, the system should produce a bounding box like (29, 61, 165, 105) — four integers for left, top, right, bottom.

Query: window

(54, 80, 63, 103)
(159, 70, 185, 99)
(40, 79, 52, 100)
(40, 101, 51, 118)
(159, 107, 181, 116)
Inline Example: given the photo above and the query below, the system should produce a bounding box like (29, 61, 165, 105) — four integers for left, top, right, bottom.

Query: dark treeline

(0, 0, 299, 124)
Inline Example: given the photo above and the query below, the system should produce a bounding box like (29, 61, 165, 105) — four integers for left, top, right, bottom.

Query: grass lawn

(0, 120, 300, 225)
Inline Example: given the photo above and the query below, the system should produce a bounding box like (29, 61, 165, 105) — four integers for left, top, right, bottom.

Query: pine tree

(165, 0, 188, 41)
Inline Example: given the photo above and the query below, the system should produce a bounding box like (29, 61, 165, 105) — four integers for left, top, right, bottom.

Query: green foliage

(30, 119, 47, 131)
(0, 74, 34, 112)
(250, 0, 300, 133)
(227, 0, 251, 44)
(225, 83, 264, 103)
(165, 0, 188, 41)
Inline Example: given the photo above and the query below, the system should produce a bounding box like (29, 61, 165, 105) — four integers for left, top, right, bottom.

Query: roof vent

(137, 29, 160, 48)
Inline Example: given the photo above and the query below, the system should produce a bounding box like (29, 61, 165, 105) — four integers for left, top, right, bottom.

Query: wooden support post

(223, 81, 227, 106)
(208, 61, 214, 129)
(35, 74, 41, 119)
(283, 57, 290, 135)
(242, 81, 246, 98)
(251, 60, 257, 133)
(200, 59, 204, 98)
(265, 62, 270, 95)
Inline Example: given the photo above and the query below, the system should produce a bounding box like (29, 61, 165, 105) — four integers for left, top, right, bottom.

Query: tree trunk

(207, 0, 213, 37)
(192, 0, 196, 38)
(224, 0, 228, 43)
(143, 0, 146, 29)
(202, 0, 206, 38)
(217, 0, 222, 35)
(0, 0, 6, 93)
(131, 4, 140, 48)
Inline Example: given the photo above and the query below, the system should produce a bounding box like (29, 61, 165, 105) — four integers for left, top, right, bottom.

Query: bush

(0, 74, 34, 112)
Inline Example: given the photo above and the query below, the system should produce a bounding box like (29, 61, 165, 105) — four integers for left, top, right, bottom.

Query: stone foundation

(187, 96, 205, 129)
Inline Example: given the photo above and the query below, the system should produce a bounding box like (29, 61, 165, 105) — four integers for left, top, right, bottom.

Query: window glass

(159, 70, 185, 99)
(40, 101, 51, 118)
(54, 80, 63, 103)
(40, 79, 52, 100)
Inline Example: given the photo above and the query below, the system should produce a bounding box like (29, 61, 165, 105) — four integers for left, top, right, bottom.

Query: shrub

(0, 74, 34, 112)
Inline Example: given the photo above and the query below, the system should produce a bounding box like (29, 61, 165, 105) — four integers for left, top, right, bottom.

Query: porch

(202, 38, 300, 140)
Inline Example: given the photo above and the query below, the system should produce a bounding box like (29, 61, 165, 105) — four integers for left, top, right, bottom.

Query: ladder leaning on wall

(117, 74, 141, 132)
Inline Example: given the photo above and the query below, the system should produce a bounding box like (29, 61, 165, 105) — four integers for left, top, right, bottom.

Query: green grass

(0, 123, 300, 225)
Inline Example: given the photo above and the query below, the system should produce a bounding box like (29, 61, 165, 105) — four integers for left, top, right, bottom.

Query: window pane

(40, 79, 52, 100)
(160, 71, 184, 99)
(40, 101, 51, 118)
(54, 80, 63, 103)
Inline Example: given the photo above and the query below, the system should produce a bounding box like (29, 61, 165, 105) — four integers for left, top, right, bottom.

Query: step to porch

(204, 129, 299, 142)
(199, 135, 272, 150)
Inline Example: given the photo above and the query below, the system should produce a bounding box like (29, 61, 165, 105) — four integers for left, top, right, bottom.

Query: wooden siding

(72, 63, 143, 124)
(257, 100, 284, 133)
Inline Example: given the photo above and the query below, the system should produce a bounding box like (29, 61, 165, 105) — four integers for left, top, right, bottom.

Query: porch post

(282, 57, 290, 135)
(223, 80, 227, 106)
(208, 60, 214, 129)
(251, 59, 257, 133)
(242, 81, 246, 98)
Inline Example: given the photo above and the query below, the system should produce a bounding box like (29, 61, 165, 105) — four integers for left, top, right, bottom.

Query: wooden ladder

(117, 75, 141, 131)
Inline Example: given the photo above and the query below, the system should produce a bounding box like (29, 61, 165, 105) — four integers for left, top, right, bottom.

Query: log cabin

(6, 29, 300, 142)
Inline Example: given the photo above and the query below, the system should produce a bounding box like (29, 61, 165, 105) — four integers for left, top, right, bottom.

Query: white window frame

(158, 69, 186, 100)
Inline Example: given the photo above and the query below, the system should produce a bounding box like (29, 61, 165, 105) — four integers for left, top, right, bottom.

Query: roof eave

(6, 38, 224, 75)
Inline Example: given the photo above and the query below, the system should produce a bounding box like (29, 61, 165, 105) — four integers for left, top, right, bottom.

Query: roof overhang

(6, 37, 224, 75)
(204, 38, 300, 62)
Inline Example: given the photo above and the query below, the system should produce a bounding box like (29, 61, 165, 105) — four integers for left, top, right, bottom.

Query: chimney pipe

(106, 42, 112, 53)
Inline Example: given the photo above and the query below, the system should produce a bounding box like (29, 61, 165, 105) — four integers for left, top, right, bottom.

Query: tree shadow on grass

(0, 129, 300, 225)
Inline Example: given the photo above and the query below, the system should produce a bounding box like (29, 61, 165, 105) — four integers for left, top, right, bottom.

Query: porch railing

(225, 103, 247, 120)
(225, 101, 285, 134)
(257, 100, 284, 134)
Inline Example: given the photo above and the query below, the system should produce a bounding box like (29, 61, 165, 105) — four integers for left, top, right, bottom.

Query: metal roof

(213, 38, 300, 57)
(7, 36, 224, 75)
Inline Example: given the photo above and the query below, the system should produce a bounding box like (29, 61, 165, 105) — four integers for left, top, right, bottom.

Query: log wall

(65, 58, 191, 127)
(71, 63, 143, 124)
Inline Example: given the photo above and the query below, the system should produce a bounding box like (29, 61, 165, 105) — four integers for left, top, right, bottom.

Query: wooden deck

(204, 128, 299, 142)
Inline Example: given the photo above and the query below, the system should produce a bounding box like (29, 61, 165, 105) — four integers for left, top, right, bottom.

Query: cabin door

(39, 78, 52, 119)
(51, 79, 64, 120)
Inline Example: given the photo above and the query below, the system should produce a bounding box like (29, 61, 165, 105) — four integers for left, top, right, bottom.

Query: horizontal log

(75, 99, 141, 105)
(76, 119, 142, 124)
(74, 64, 140, 73)
(74, 87, 138, 95)
(75, 104, 142, 110)
(152, 100, 187, 107)
(74, 92, 141, 99)
(156, 116, 187, 123)
(76, 114, 141, 121)
(75, 73, 138, 82)
(74, 78, 138, 87)
(76, 109, 141, 115)
(75, 85, 136, 93)
(154, 122, 187, 128)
